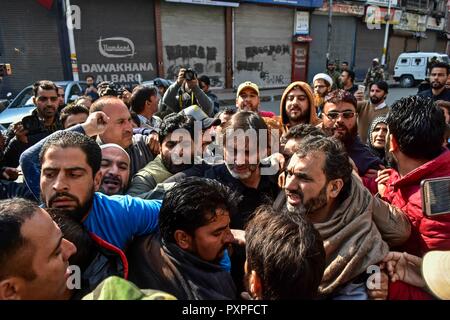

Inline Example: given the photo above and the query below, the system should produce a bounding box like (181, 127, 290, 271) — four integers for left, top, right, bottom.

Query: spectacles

(324, 111, 356, 120)
(37, 96, 58, 103)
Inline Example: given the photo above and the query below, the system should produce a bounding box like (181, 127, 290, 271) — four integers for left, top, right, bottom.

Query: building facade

(0, 0, 448, 97)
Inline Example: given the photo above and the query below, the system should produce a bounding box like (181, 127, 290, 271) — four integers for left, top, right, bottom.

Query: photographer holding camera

(160, 68, 214, 118)
(1, 80, 63, 169)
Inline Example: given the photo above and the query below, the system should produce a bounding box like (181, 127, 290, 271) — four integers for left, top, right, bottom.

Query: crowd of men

(0, 60, 449, 300)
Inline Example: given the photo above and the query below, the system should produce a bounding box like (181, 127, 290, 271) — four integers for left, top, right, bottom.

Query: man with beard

(19, 110, 163, 251)
(278, 81, 320, 133)
(1, 80, 63, 168)
(127, 177, 238, 300)
(244, 205, 325, 300)
(204, 111, 279, 292)
(127, 113, 196, 198)
(90, 96, 158, 178)
(419, 62, 450, 102)
(356, 81, 389, 143)
(281, 135, 410, 299)
(99, 144, 130, 196)
(321, 89, 382, 176)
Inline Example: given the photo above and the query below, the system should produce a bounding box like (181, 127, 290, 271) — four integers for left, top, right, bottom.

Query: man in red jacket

(380, 95, 450, 299)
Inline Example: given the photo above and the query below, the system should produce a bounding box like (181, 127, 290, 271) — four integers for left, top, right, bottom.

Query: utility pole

(326, 0, 333, 66)
(65, 0, 79, 81)
(381, 0, 392, 66)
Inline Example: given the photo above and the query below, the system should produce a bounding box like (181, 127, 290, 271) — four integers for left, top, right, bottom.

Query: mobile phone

(358, 85, 365, 93)
(421, 177, 450, 217)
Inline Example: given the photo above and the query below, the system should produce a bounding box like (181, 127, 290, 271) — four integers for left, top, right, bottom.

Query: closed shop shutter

(308, 14, 357, 82)
(72, 0, 158, 86)
(160, 2, 226, 88)
(233, 4, 293, 89)
(354, 21, 385, 81)
(0, 0, 64, 96)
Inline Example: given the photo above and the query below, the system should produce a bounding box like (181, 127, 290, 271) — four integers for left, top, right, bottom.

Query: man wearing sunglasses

(1, 80, 63, 169)
(321, 89, 382, 176)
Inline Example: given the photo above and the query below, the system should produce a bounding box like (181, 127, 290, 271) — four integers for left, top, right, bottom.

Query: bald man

(99, 144, 131, 195)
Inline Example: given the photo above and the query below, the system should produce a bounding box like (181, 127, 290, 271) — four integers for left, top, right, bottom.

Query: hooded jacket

(279, 81, 321, 133)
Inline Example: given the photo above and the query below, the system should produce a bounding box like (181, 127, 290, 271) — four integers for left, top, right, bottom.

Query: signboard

(365, 6, 403, 25)
(243, 0, 323, 8)
(165, 0, 240, 7)
(316, 1, 365, 16)
(366, 0, 399, 7)
(292, 43, 309, 82)
(295, 11, 309, 35)
(73, 0, 157, 86)
(427, 16, 445, 31)
(393, 11, 427, 32)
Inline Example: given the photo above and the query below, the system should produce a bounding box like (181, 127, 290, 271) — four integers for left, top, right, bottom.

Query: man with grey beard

(280, 135, 410, 300)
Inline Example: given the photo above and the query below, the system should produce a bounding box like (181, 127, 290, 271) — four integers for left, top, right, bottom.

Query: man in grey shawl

(279, 135, 411, 299)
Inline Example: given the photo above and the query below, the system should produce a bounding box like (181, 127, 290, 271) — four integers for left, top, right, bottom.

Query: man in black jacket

(127, 177, 239, 300)
(1, 80, 63, 168)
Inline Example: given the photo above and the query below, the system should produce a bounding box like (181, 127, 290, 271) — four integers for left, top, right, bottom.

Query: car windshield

(8, 87, 33, 109)
(439, 56, 449, 64)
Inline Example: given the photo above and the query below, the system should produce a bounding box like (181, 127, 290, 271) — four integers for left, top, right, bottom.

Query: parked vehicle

(393, 52, 449, 88)
(0, 81, 87, 128)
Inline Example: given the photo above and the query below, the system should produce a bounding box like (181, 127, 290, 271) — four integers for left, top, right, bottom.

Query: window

(399, 58, 410, 66)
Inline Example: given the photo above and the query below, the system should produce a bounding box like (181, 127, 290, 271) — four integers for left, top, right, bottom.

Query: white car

(0, 81, 87, 128)
(393, 52, 449, 88)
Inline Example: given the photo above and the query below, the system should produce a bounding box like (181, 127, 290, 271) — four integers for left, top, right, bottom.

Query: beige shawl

(315, 175, 389, 296)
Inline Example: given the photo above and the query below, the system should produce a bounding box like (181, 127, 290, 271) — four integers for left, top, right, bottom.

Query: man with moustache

(356, 81, 390, 143)
(90, 96, 158, 177)
(281, 135, 410, 299)
(20, 113, 162, 251)
(419, 62, 450, 102)
(128, 177, 238, 300)
(99, 144, 130, 196)
(1, 80, 63, 168)
(127, 113, 197, 198)
(321, 89, 382, 176)
(0, 198, 77, 300)
(278, 81, 321, 133)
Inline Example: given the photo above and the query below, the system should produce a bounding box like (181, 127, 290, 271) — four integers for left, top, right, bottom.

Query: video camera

(97, 81, 127, 97)
(0, 64, 12, 77)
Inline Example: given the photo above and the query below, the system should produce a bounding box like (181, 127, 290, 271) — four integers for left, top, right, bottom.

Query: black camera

(184, 68, 197, 81)
(97, 81, 127, 97)
(22, 116, 46, 135)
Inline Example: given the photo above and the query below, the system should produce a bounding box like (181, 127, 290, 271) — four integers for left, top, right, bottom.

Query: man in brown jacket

(357, 81, 389, 143)
(278, 81, 321, 133)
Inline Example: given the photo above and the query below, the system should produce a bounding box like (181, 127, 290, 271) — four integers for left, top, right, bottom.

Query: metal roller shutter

(72, 0, 158, 86)
(0, 0, 64, 96)
(233, 4, 293, 89)
(308, 14, 357, 83)
(354, 20, 384, 81)
(160, 2, 226, 88)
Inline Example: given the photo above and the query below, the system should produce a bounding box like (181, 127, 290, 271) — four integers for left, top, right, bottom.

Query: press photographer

(159, 67, 214, 117)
